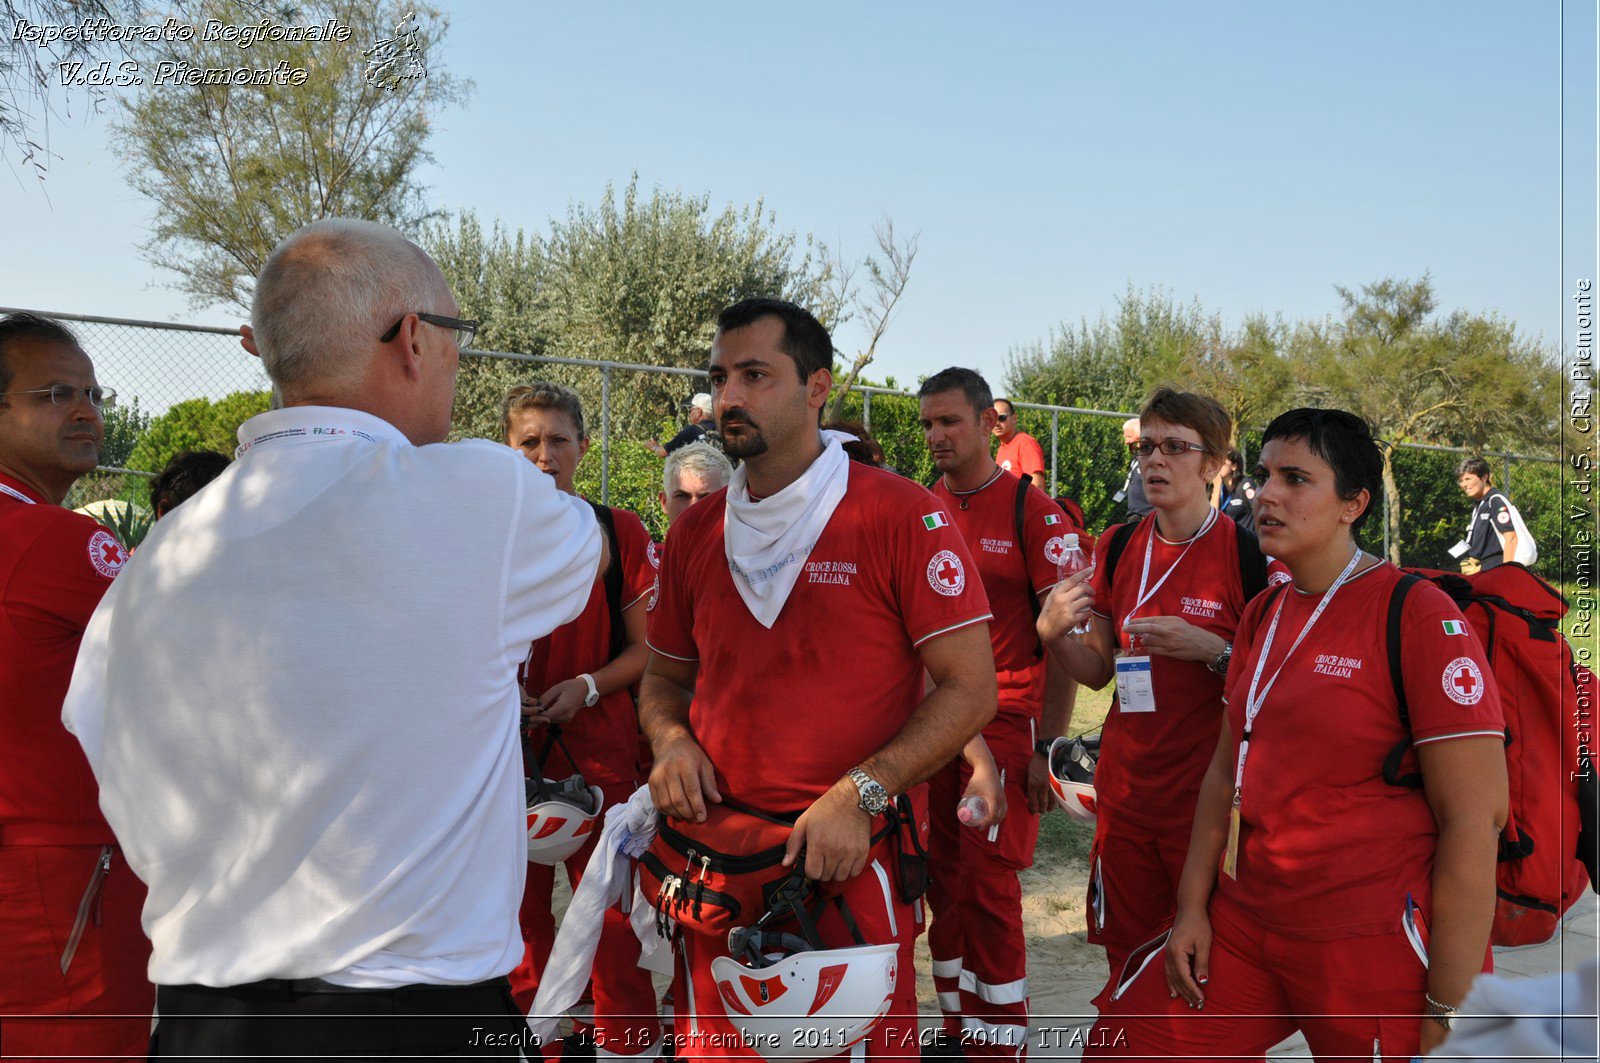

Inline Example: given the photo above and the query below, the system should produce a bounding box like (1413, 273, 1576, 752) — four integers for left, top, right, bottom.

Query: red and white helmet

(524, 724, 603, 865)
(1047, 734, 1099, 825)
(526, 773, 603, 864)
(710, 880, 899, 1061)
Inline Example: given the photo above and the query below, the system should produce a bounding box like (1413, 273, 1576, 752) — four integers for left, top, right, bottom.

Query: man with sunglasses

(63, 220, 605, 1058)
(992, 398, 1048, 492)
(0, 312, 152, 1058)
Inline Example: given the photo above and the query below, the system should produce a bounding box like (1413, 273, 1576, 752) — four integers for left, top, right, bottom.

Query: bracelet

(1424, 993, 1459, 1014)
(1033, 739, 1054, 757)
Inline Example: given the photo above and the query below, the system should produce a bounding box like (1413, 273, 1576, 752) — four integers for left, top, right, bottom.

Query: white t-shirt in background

(64, 406, 601, 989)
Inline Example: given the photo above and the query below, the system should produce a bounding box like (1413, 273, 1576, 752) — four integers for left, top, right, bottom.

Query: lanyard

(1122, 507, 1219, 631)
(1230, 548, 1365, 802)
(0, 483, 36, 505)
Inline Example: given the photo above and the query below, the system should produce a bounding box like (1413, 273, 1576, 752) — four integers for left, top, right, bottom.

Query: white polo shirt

(63, 406, 601, 989)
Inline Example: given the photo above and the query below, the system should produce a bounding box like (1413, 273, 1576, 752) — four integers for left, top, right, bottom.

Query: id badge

(1112, 489, 1127, 503)
(1114, 653, 1156, 713)
(1448, 539, 1470, 559)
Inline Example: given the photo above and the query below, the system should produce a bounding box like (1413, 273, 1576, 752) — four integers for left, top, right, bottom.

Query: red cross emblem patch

(926, 550, 965, 597)
(86, 529, 127, 579)
(1442, 656, 1485, 706)
(1043, 535, 1067, 566)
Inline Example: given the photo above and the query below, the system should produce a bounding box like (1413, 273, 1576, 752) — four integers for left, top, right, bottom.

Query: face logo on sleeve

(1442, 657, 1486, 705)
(646, 577, 659, 612)
(1497, 510, 1512, 525)
(927, 550, 965, 596)
(87, 529, 128, 578)
(1244, 486, 1256, 500)
(1043, 535, 1067, 566)
(647, 541, 661, 570)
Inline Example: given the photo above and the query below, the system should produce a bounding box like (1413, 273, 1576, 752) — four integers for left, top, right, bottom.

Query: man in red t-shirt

(503, 381, 661, 1056)
(0, 313, 151, 1058)
(643, 299, 997, 1062)
(992, 398, 1046, 493)
(920, 368, 1078, 1059)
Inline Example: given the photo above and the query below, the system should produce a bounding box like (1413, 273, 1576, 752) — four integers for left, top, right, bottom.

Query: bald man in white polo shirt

(63, 219, 606, 1058)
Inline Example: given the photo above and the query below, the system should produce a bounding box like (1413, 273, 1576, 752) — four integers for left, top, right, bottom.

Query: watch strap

(579, 673, 600, 707)
(1034, 738, 1054, 757)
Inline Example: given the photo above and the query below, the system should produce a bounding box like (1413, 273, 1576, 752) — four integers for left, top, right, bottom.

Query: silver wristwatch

(1208, 641, 1233, 676)
(846, 767, 891, 816)
(1424, 993, 1458, 1032)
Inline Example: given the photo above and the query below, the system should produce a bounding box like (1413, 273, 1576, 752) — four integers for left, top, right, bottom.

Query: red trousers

(1084, 889, 1484, 1062)
(676, 855, 919, 1063)
(926, 716, 1039, 1060)
(0, 843, 153, 1061)
(1086, 815, 1190, 976)
(510, 780, 661, 1058)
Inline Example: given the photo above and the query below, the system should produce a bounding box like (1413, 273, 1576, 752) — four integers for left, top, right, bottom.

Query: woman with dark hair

(1084, 408, 1507, 1061)
(1037, 388, 1278, 980)
(1213, 447, 1257, 533)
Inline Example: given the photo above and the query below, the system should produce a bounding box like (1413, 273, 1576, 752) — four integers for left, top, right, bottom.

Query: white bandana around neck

(723, 430, 854, 628)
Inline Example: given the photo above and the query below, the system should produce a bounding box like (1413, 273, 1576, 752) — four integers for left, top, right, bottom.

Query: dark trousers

(151, 977, 531, 1060)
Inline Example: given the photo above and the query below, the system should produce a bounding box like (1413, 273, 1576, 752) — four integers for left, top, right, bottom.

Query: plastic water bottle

(1056, 533, 1093, 636)
(956, 795, 989, 826)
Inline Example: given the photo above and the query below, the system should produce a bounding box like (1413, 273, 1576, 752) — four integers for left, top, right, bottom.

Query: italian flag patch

(922, 512, 949, 530)
(1441, 620, 1467, 636)
(1044, 514, 1062, 526)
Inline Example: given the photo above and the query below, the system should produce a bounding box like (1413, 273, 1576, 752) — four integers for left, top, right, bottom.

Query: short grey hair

(663, 441, 732, 495)
(251, 219, 441, 394)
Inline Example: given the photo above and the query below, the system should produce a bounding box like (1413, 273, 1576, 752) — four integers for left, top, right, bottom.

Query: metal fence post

(601, 364, 612, 506)
(862, 391, 872, 432)
(1050, 410, 1060, 497)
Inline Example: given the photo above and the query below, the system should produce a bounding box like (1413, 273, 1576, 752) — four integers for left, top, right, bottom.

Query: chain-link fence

(10, 307, 1576, 575)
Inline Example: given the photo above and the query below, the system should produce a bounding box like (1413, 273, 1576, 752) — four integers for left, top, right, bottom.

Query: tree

(1294, 276, 1558, 562)
(99, 395, 150, 468)
(825, 217, 919, 422)
(3, 1, 140, 183)
(127, 390, 269, 473)
(424, 177, 840, 444)
(111, 0, 470, 311)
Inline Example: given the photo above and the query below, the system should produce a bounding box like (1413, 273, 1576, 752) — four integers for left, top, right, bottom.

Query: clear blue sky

(2, 1, 1592, 396)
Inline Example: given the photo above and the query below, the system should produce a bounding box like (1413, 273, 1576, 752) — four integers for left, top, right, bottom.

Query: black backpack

(1101, 512, 1270, 605)
(585, 500, 626, 660)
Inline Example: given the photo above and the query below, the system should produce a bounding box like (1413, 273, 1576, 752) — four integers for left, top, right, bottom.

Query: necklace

(947, 466, 1004, 510)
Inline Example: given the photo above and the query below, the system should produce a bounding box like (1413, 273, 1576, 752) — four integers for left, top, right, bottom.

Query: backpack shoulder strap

(1234, 522, 1269, 602)
(1015, 475, 1045, 659)
(1383, 572, 1426, 789)
(587, 501, 626, 661)
(1103, 515, 1142, 590)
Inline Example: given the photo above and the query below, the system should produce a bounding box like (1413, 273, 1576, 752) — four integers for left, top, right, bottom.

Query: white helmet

(710, 878, 899, 1061)
(1047, 734, 1099, 825)
(524, 725, 603, 865)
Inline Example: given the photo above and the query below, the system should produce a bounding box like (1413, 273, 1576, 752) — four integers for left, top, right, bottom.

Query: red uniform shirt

(0, 473, 127, 841)
(1218, 562, 1504, 939)
(1089, 512, 1265, 830)
(995, 432, 1046, 480)
(647, 465, 992, 810)
(931, 470, 1062, 718)
(524, 505, 655, 785)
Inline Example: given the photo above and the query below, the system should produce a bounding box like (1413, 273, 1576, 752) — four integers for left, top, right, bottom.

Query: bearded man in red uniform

(0, 312, 150, 1059)
(919, 367, 1078, 1060)
(503, 381, 661, 1059)
(642, 298, 998, 1062)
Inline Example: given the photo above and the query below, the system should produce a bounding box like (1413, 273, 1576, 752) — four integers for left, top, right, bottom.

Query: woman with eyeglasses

(1080, 407, 1505, 1060)
(1037, 388, 1282, 984)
